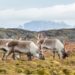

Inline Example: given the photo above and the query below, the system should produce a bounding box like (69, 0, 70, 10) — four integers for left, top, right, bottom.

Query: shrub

(0, 69, 7, 74)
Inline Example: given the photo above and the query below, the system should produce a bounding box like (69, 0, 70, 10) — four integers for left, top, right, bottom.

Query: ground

(0, 43, 75, 75)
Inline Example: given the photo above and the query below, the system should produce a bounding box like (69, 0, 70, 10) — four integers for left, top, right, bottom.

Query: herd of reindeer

(0, 33, 69, 61)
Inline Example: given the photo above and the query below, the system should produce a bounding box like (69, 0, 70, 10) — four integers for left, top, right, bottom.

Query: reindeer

(0, 38, 22, 60)
(37, 33, 68, 59)
(0, 39, 14, 60)
(4, 40, 45, 60)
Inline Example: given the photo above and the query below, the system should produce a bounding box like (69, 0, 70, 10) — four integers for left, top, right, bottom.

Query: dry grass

(0, 51, 75, 75)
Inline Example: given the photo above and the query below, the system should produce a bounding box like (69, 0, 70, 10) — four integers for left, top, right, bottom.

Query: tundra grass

(0, 52, 75, 75)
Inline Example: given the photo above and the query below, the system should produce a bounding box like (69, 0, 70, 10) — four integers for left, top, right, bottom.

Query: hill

(0, 28, 36, 40)
(0, 28, 75, 41)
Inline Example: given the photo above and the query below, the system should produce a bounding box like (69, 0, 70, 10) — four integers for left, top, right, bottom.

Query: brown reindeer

(3, 39, 45, 60)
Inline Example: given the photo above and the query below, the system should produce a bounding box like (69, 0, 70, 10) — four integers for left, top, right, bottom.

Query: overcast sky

(0, 0, 75, 28)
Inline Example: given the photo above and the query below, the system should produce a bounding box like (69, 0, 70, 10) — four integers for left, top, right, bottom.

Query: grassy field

(0, 50, 75, 75)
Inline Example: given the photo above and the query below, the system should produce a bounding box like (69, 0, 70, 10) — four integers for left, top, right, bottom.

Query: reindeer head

(62, 49, 69, 59)
(39, 50, 45, 60)
(36, 33, 45, 45)
(62, 52, 69, 59)
(35, 33, 46, 60)
(34, 50, 45, 60)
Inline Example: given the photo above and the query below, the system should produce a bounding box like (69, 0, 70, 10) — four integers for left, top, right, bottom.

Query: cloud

(0, 3, 75, 26)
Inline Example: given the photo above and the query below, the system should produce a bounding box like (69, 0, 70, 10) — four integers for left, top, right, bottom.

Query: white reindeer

(37, 34, 68, 59)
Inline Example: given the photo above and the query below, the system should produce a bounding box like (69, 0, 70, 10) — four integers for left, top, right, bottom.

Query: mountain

(19, 21, 72, 31)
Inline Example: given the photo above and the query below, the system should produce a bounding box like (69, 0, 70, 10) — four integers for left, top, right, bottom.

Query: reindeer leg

(2, 50, 12, 60)
(58, 51, 63, 60)
(27, 52, 32, 61)
(6, 51, 12, 60)
(11, 47, 17, 60)
(1, 48, 7, 60)
(18, 53, 21, 60)
(2, 51, 6, 60)
(57, 53, 60, 59)
(12, 52, 21, 60)
(53, 50, 55, 59)
(12, 52, 16, 60)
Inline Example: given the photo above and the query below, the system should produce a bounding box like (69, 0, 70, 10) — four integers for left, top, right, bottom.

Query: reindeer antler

(37, 33, 44, 39)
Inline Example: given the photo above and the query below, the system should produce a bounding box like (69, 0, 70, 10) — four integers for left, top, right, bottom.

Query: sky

(0, 0, 75, 28)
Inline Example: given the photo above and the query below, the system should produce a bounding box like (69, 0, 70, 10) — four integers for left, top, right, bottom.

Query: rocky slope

(0, 28, 75, 41)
